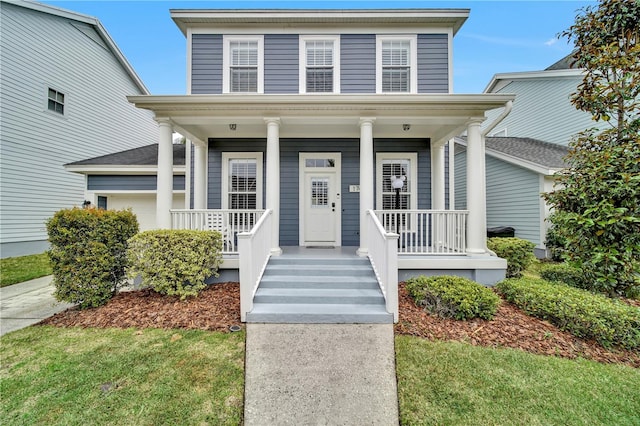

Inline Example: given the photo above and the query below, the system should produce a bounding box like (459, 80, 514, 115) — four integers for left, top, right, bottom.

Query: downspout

(480, 100, 513, 256)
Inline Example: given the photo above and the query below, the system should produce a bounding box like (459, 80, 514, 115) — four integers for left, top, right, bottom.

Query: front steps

(246, 256, 393, 324)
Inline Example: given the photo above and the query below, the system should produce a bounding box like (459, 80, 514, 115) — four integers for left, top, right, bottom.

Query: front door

(300, 153, 341, 246)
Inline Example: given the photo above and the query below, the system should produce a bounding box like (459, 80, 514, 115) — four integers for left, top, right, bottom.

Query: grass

(0, 253, 52, 287)
(0, 326, 245, 426)
(396, 336, 640, 426)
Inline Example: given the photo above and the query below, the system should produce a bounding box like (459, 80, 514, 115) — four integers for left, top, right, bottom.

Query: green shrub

(47, 207, 139, 309)
(496, 278, 640, 349)
(405, 275, 501, 320)
(539, 263, 586, 289)
(127, 230, 223, 299)
(544, 220, 568, 262)
(487, 237, 536, 278)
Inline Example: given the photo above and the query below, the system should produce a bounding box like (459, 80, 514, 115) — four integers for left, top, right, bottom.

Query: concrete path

(0, 276, 73, 336)
(245, 323, 399, 425)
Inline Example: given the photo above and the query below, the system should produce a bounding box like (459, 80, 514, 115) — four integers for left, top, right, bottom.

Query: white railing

(170, 209, 265, 254)
(366, 210, 399, 323)
(374, 210, 468, 255)
(237, 209, 273, 322)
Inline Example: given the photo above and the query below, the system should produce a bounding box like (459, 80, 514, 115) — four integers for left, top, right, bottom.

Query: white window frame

(299, 35, 340, 94)
(376, 35, 418, 94)
(375, 152, 418, 211)
(223, 35, 264, 94)
(221, 152, 263, 209)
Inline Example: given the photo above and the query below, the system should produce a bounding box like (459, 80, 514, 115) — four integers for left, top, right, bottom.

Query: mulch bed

(40, 281, 639, 368)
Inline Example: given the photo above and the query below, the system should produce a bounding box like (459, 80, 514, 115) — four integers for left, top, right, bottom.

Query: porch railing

(374, 210, 468, 255)
(170, 209, 265, 254)
(366, 210, 399, 323)
(237, 209, 273, 322)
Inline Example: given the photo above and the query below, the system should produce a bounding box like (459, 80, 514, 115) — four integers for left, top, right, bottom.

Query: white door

(300, 154, 341, 246)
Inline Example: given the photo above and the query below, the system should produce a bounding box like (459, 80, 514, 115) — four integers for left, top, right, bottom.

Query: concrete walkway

(245, 323, 399, 425)
(0, 276, 73, 336)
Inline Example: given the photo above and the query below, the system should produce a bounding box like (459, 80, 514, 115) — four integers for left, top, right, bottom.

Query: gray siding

(484, 77, 607, 145)
(264, 34, 298, 94)
(88, 175, 185, 191)
(0, 2, 158, 256)
(454, 150, 467, 209)
(341, 34, 376, 93)
(417, 34, 449, 93)
(191, 34, 222, 94)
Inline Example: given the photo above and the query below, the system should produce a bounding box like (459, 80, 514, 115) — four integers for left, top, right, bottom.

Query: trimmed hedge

(127, 230, 223, 299)
(539, 263, 586, 289)
(496, 277, 640, 349)
(47, 207, 139, 309)
(405, 275, 501, 320)
(487, 237, 535, 278)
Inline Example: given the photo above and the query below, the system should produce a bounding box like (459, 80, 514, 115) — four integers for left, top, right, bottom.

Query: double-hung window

(222, 153, 263, 210)
(300, 36, 339, 93)
(376, 153, 418, 231)
(376, 36, 417, 94)
(223, 36, 264, 93)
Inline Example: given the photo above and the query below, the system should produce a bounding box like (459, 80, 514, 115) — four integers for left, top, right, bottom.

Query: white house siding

(484, 77, 606, 146)
(0, 2, 158, 257)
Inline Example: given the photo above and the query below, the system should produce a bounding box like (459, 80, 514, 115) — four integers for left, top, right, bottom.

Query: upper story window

(47, 88, 65, 115)
(300, 36, 340, 94)
(376, 36, 417, 94)
(223, 36, 264, 94)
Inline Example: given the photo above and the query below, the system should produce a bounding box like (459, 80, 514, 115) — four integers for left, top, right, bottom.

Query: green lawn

(0, 253, 52, 287)
(396, 335, 640, 426)
(0, 326, 245, 426)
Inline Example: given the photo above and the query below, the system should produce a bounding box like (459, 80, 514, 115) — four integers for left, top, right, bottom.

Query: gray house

(455, 54, 608, 257)
(0, 0, 158, 258)
(77, 8, 514, 323)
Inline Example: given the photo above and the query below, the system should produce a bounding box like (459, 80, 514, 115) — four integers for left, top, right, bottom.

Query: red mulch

(40, 281, 639, 368)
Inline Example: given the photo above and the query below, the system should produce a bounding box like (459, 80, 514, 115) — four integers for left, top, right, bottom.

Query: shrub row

(496, 277, 640, 349)
(539, 263, 586, 289)
(487, 237, 535, 278)
(406, 275, 501, 320)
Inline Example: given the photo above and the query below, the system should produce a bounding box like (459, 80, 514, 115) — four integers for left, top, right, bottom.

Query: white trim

(298, 35, 341, 94)
(87, 190, 186, 195)
(186, 29, 193, 95)
(447, 28, 454, 93)
(189, 26, 465, 36)
(222, 35, 264, 94)
(298, 152, 342, 246)
(221, 152, 264, 209)
(376, 35, 418, 94)
(484, 69, 584, 93)
(65, 165, 186, 174)
(375, 152, 418, 210)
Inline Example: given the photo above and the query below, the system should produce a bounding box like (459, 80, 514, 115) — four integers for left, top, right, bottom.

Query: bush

(539, 263, 586, 289)
(127, 230, 223, 299)
(496, 278, 640, 349)
(487, 237, 535, 278)
(544, 220, 567, 262)
(47, 208, 138, 309)
(405, 275, 501, 320)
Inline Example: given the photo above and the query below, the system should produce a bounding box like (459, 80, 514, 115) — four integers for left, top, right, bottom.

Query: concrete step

(263, 264, 375, 277)
(268, 257, 370, 266)
(254, 288, 385, 305)
(246, 303, 393, 324)
(259, 275, 379, 289)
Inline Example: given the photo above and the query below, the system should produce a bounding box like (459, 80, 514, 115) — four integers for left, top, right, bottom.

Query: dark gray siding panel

(207, 140, 267, 210)
(191, 34, 223, 94)
(374, 139, 431, 209)
(341, 34, 376, 93)
(417, 34, 449, 93)
(264, 34, 299, 94)
(88, 175, 185, 191)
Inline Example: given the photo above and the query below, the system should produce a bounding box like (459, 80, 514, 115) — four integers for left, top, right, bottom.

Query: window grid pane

(230, 41, 258, 92)
(47, 88, 65, 115)
(381, 40, 410, 92)
(381, 160, 411, 210)
(311, 178, 329, 207)
(306, 68, 333, 92)
(306, 40, 334, 93)
(229, 159, 257, 209)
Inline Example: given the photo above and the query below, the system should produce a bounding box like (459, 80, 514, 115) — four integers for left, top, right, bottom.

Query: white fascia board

(484, 69, 584, 93)
(65, 165, 186, 175)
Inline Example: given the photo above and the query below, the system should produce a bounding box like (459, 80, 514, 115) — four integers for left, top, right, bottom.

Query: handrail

(237, 209, 273, 322)
(365, 209, 399, 323)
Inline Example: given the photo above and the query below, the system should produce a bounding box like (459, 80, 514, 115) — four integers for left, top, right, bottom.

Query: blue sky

(43, 0, 595, 94)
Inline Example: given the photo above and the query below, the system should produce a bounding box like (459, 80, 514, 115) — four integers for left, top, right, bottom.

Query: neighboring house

(454, 54, 608, 257)
(64, 144, 187, 231)
(0, 0, 158, 258)
(123, 8, 514, 322)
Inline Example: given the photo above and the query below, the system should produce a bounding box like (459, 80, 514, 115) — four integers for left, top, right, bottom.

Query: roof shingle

(66, 144, 186, 166)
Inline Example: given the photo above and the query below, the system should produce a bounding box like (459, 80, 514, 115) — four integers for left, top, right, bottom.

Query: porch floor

(279, 246, 360, 258)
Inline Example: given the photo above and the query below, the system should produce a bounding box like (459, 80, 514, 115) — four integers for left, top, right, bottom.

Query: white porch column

(430, 142, 446, 210)
(466, 119, 488, 255)
(448, 138, 455, 210)
(193, 141, 208, 209)
(156, 118, 174, 229)
(265, 117, 281, 255)
(358, 117, 375, 256)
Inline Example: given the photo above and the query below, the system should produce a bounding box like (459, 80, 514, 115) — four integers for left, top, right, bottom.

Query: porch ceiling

(127, 94, 515, 145)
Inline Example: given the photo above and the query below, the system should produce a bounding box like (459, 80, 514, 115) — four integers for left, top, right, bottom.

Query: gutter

(481, 100, 513, 137)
